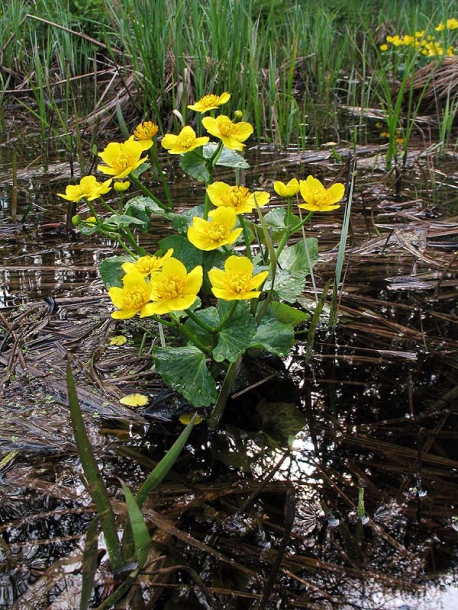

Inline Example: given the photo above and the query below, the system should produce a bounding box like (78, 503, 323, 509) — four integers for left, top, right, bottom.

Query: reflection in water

(1, 141, 458, 607)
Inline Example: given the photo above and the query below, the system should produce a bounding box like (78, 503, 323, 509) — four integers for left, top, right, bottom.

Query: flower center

(200, 94, 219, 108)
(218, 118, 236, 136)
(226, 186, 250, 210)
(135, 256, 160, 275)
(176, 134, 195, 149)
(208, 223, 228, 242)
(114, 152, 134, 171)
(156, 275, 185, 300)
(123, 287, 149, 309)
(311, 188, 328, 207)
(228, 271, 250, 294)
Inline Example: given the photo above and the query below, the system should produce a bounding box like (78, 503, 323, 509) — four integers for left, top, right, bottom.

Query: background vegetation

(0, 0, 456, 149)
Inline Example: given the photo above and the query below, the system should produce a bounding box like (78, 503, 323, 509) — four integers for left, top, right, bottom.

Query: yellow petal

(119, 393, 149, 407)
(109, 335, 127, 346)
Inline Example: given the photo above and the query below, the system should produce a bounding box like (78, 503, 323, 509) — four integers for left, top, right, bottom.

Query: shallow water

(1, 122, 458, 608)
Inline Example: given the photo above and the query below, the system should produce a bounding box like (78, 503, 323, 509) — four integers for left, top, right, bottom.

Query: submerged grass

(2, 0, 458, 150)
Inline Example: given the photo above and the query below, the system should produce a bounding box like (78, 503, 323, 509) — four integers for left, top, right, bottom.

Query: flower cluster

(58, 91, 345, 412)
(380, 19, 458, 57)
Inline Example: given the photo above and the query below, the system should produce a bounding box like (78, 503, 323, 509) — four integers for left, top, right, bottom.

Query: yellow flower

(188, 92, 231, 113)
(187, 207, 242, 251)
(120, 393, 149, 407)
(86, 216, 97, 224)
(97, 139, 147, 179)
(298, 176, 345, 212)
(57, 175, 112, 202)
(114, 180, 131, 192)
(446, 18, 458, 29)
(208, 255, 268, 301)
(108, 270, 153, 319)
(273, 178, 300, 198)
(143, 258, 203, 315)
(206, 182, 270, 214)
(436, 22, 445, 32)
(122, 248, 174, 276)
(415, 30, 425, 38)
(161, 126, 209, 154)
(202, 115, 253, 150)
(132, 121, 159, 150)
(380, 44, 389, 51)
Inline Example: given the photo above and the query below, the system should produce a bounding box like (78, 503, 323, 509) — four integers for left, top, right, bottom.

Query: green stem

(208, 359, 242, 431)
(274, 211, 314, 260)
(174, 316, 210, 354)
(185, 308, 215, 333)
(130, 174, 171, 211)
(214, 301, 238, 332)
(99, 196, 117, 215)
(149, 145, 174, 209)
(239, 215, 252, 261)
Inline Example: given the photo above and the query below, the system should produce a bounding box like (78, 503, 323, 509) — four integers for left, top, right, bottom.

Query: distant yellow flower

(188, 92, 231, 113)
(98, 139, 147, 179)
(447, 45, 455, 56)
(57, 175, 112, 202)
(202, 115, 253, 150)
(436, 22, 445, 32)
(208, 255, 268, 301)
(161, 126, 209, 154)
(380, 44, 389, 52)
(207, 182, 270, 214)
(132, 121, 158, 150)
(109, 335, 127, 346)
(415, 30, 425, 38)
(108, 270, 153, 319)
(114, 180, 131, 192)
(273, 178, 300, 198)
(122, 248, 174, 276)
(298, 176, 345, 212)
(446, 18, 458, 29)
(120, 393, 149, 407)
(142, 258, 203, 315)
(187, 207, 242, 251)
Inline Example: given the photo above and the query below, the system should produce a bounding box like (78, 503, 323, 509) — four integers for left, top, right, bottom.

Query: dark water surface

(1, 130, 458, 608)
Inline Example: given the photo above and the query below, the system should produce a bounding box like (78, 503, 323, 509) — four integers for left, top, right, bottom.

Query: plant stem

(208, 359, 242, 431)
(129, 174, 171, 211)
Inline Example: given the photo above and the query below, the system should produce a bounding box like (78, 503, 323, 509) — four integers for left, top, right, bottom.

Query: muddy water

(1, 131, 458, 608)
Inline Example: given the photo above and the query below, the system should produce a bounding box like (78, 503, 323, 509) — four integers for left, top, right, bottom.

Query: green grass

(1, 0, 458, 151)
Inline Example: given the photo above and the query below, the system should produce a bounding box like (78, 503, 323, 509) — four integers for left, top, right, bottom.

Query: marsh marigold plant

(62, 91, 346, 421)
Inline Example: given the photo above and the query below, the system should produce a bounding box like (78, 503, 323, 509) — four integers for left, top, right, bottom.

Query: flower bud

(71, 214, 81, 226)
(233, 110, 244, 122)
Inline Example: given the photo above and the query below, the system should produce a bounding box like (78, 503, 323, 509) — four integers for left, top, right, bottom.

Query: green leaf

(153, 345, 218, 407)
(249, 313, 295, 357)
(136, 414, 197, 508)
(257, 399, 307, 445)
(267, 301, 309, 327)
(278, 238, 318, 276)
(179, 150, 211, 182)
(66, 361, 123, 570)
(130, 161, 150, 179)
(120, 481, 151, 567)
(159, 235, 203, 272)
(203, 142, 250, 169)
(272, 269, 305, 303)
(104, 214, 146, 229)
(125, 195, 165, 232)
(99, 255, 132, 289)
(80, 518, 99, 610)
(213, 303, 257, 362)
(184, 308, 219, 352)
